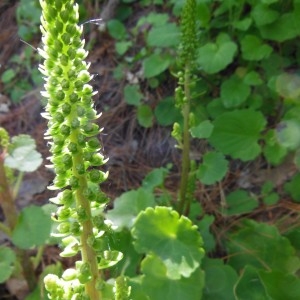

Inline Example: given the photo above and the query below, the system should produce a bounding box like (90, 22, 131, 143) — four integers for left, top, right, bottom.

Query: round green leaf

(227, 220, 300, 273)
(221, 76, 251, 108)
(197, 151, 228, 185)
(202, 258, 238, 300)
(259, 271, 300, 300)
(137, 105, 153, 128)
(106, 188, 156, 230)
(143, 53, 171, 78)
(124, 84, 142, 106)
(235, 265, 271, 300)
(115, 41, 132, 56)
(147, 23, 180, 47)
(1, 69, 16, 83)
(4, 134, 42, 172)
(12, 205, 51, 249)
(154, 97, 181, 126)
(0, 247, 16, 283)
(241, 35, 273, 61)
(276, 120, 300, 150)
(132, 207, 204, 279)
(223, 190, 258, 216)
(276, 73, 300, 100)
(251, 4, 279, 27)
(107, 19, 127, 40)
(209, 109, 266, 161)
(259, 13, 300, 42)
(284, 173, 300, 202)
(197, 33, 237, 74)
(190, 120, 214, 139)
(141, 254, 204, 300)
(243, 71, 263, 86)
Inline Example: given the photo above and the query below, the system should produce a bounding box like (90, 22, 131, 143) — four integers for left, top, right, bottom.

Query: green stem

(0, 222, 11, 236)
(12, 171, 24, 200)
(0, 154, 19, 229)
(178, 65, 191, 215)
(0, 154, 36, 291)
(72, 147, 102, 299)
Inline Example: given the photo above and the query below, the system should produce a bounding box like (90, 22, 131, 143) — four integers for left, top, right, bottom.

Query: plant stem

(0, 154, 18, 229)
(178, 65, 191, 215)
(0, 154, 37, 291)
(73, 149, 102, 299)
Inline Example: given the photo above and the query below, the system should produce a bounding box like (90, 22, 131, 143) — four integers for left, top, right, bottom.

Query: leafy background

(1, 0, 300, 299)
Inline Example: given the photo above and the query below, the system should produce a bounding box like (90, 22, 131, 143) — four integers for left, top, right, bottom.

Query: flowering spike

(39, 0, 121, 298)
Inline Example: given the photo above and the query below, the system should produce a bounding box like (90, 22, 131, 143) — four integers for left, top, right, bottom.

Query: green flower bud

(54, 0, 63, 10)
(62, 32, 71, 44)
(57, 222, 71, 234)
(82, 84, 93, 95)
(88, 169, 103, 183)
(75, 163, 85, 175)
(83, 123, 99, 136)
(70, 221, 81, 235)
(55, 165, 66, 174)
(62, 103, 72, 115)
(92, 215, 105, 229)
(83, 184, 99, 201)
(60, 10, 69, 23)
(75, 80, 84, 90)
(69, 176, 79, 189)
(76, 105, 85, 117)
(77, 206, 88, 222)
(76, 133, 86, 147)
(78, 70, 90, 83)
(56, 90, 65, 101)
(54, 66, 63, 76)
(67, 48, 76, 60)
(95, 191, 109, 204)
(78, 262, 92, 284)
(46, 59, 55, 70)
(61, 189, 74, 206)
(57, 207, 71, 220)
(69, 93, 79, 103)
(60, 124, 70, 136)
(83, 151, 93, 161)
(87, 138, 100, 150)
(60, 54, 69, 66)
(54, 39, 63, 51)
(68, 142, 78, 153)
(90, 153, 106, 166)
(55, 20, 63, 32)
(71, 118, 80, 129)
(68, 69, 76, 79)
(62, 268, 77, 281)
(53, 175, 67, 188)
(62, 153, 73, 168)
(54, 112, 64, 123)
(61, 79, 70, 90)
(66, 24, 76, 35)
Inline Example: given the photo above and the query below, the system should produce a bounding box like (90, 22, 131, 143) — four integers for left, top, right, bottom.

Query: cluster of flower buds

(39, 0, 122, 298)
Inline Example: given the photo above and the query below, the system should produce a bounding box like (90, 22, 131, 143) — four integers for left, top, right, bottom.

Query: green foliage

(0, 129, 50, 292)
(8, 0, 300, 298)
(196, 151, 228, 185)
(209, 109, 266, 161)
(12, 205, 51, 249)
(197, 33, 237, 74)
(222, 190, 258, 216)
(4, 135, 42, 172)
(1, 47, 42, 103)
(16, 0, 41, 40)
(0, 247, 16, 283)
